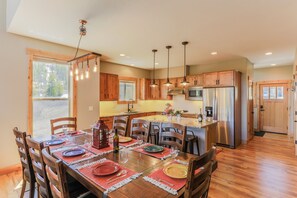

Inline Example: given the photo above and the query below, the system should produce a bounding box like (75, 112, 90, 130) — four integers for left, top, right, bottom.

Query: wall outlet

(88, 106, 94, 111)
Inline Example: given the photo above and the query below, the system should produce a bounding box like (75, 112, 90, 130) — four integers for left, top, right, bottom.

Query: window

(32, 61, 72, 138)
(263, 85, 284, 100)
(269, 87, 276, 99)
(118, 77, 137, 103)
(263, 87, 269, 99)
(277, 87, 284, 99)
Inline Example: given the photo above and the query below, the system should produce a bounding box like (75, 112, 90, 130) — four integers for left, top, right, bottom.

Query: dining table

(34, 129, 217, 198)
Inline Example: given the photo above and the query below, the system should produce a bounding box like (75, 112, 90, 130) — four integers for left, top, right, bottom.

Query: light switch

(88, 106, 94, 111)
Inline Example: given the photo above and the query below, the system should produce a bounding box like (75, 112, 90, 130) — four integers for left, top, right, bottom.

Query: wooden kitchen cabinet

(100, 116, 114, 130)
(159, 79, 173, 100)
(203, 70, 235, 87)
(139, 78, 161, 100)
(100, 73, 119, 101)
(187, 74, 203, 87)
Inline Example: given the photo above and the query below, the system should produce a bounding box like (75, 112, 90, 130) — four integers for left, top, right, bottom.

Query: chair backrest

(184, 146, 216, 198)
(13, 127, 35, 182)
(130, 119, 151, 142)
(42, 147, 69, 198)
(159, 123, 187, 152)
(50, 117, 77, 135)
(113, 116, 129, 136)
(26, 136, 52, 198)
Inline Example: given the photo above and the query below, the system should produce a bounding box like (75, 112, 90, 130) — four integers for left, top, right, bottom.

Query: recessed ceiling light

(271, 63, 276, 66)
(155, 62, 159, 65)
(265, 52, 272, 55)
(211, 51, 217, 55)
(120, 54, 125, 57)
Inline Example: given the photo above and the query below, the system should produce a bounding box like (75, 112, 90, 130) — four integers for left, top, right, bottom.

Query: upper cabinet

(187, 74, 203, 87)
(139, 78, 170, 100)
(100, 73, 119, 101)
(203, 71, 235, 87)
(159, 79, 173, 100)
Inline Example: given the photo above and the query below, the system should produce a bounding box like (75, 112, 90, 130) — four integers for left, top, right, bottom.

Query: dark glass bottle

(198, 108, 203, 122)
(113, 129, 119, 153)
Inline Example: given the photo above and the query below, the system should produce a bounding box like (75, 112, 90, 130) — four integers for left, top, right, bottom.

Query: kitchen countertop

(133, 115, 217, 128)
(100, 111, 161, 117)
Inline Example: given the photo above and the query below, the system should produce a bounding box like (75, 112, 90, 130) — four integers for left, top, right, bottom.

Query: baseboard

(0, 164, 21, 175)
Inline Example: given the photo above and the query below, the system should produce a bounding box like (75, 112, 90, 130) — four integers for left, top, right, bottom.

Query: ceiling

(7, 0, 297, 69)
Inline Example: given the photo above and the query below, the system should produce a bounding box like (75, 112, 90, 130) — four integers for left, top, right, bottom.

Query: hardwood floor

(209, 133, 297, 198)
(1, 133, 296, 198)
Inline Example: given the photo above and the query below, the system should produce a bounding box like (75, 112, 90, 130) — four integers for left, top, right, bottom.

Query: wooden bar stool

(185, 130, 200, 156)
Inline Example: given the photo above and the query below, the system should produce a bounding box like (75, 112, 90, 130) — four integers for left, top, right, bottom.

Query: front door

(260, 83, 288, 134)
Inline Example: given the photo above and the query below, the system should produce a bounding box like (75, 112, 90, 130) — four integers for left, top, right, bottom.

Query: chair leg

(189, 140, 194, 154)
(20, 179, 26, 198)
(196, 137, 200, 156)
(29, 180, 35, 198)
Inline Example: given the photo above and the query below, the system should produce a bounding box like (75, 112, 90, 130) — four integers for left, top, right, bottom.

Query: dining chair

(26, 136, 52, 198)
(41, 147, 95, 198)
(184, 146, 216, 198)
(159, 123, 187, 152)
(13, 127, 36, 198)
(149, 123, 160, 144)
(113, 116, 129, 136)
(130, 119, 151, 142)
(50, 117, 77, 135)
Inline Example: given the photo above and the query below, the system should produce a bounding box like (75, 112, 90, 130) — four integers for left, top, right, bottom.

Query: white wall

(0, 0, 98, 169)
(254, 65, 293, 82)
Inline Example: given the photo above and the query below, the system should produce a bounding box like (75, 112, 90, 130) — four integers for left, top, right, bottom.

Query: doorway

(259, 83, 288, 134)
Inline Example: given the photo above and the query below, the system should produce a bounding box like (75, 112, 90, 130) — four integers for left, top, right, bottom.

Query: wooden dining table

(35, 131, 216, 198)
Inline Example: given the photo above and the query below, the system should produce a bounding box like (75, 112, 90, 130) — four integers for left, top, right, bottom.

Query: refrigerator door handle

(213, 97, 217, 120)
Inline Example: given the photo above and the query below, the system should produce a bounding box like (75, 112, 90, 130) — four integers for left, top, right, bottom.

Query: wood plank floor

(209, 133, 297, 198)
(1, 133, 296, 198)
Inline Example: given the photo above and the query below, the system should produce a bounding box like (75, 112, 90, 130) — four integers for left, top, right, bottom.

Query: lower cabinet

(100, 116, 114, 130)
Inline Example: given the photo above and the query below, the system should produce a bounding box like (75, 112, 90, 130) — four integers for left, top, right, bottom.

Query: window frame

(27, 48, 76, 135)
(117, 76, 138, 104)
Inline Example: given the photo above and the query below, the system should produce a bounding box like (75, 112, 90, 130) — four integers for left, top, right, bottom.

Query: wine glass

(137, 135, 143, 145)
(170, 146, 179, 160)
(119, 148, 129, 164)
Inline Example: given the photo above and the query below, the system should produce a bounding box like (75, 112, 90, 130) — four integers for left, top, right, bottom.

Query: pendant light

(181, 41, 189, 86)
(150, 49, 158, 88)
(164, 46, 172, 87)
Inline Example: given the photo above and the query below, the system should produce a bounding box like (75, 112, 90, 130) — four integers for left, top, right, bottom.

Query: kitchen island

(133, 115, 218, 155)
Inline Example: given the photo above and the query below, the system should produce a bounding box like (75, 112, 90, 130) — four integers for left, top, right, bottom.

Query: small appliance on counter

(205, 106, 213, 121)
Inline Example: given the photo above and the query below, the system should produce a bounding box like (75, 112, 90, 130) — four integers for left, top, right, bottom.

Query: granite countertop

(100, 111, 161, 117)
(133, 115, 217, 128)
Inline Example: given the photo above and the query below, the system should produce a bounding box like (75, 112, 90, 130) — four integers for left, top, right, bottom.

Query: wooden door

(218, 71, 234, 86)
(203, 72, 218, 87)
(100, 73, 107, 100)
(107, 74, 119, 100)
(260, 83, 288, 134)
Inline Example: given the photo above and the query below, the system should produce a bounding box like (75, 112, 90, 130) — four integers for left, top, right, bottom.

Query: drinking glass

(119, 148, 129, 164)
(137, 135, 143, 145)
(62, 125, 68, 135)
(170, 146, 179, 159)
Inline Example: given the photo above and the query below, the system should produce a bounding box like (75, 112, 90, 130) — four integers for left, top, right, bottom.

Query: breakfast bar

(133, 115, 218, 155)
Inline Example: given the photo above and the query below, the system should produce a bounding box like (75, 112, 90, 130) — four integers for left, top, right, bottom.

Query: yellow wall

(0, 0, 99, 168)
(254, 65, 293, 82)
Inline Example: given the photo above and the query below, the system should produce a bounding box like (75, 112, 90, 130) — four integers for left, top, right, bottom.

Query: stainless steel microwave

(186, 87, 203, 100)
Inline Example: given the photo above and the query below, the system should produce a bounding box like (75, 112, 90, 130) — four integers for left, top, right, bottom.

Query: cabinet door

(187, 75, 196, 87)
(159, 79, 172, 100)
(196, 74, 204, 86)
(203, 72, 218, 87)
(107, 74, 119, 100)
(100, 73, 107, 100)
(100, 116, 114, 130)
(150, 79, 160, 100)
(218, 71, 234, 86)
(176, 77, 185, 88)
(138, 78, 146, 100)
(145, 79, 152, 100)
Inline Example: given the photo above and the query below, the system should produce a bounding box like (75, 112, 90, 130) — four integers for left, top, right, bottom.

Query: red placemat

(133, 144, 171, 159)
(54, 130, 85, 138)
(53, 148, 95, 164)
(120, 138, 138, 147)
(45, 140, 76, 151)
(78, 159, 137, 190)
(80, 144, 114, 155)
(147, 165, 186, 191)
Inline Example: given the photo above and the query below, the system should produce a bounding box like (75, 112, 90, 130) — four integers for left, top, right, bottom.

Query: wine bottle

(113, 129, 119, 153)
(198, 108, 203, 122)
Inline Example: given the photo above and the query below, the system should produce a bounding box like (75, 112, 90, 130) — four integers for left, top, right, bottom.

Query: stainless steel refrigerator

(203, 87, 241, 148)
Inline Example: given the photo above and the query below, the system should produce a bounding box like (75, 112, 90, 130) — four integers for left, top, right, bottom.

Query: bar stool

(185, 130, 200, 156)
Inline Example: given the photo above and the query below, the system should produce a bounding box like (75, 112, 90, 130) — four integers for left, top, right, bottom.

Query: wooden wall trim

(27, 55, 33, 135)
(0, 164, 21, 175)
(26, 48, 72, 61)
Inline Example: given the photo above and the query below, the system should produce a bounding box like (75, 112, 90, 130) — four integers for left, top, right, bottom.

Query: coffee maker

(205, 106, 213, 121)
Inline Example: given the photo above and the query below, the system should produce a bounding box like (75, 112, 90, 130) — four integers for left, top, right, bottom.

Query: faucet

(127, 99, 133, 112)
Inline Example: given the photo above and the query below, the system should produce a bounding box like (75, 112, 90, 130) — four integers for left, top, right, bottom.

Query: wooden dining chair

(113, 116, 129, 136)
(50, 117, 77, 135)
(26, 136, 52, 198)
(13, 127, 36, 198)
(130, 119, 151, 142)
(159, 123, 187, 152)
(42, 147, 94, 198)
(184, 146, 216, 198)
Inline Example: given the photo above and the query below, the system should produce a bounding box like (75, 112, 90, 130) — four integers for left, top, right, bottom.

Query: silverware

(155, 177, 174, 187)
(106, 170, 127, 182)
(107, 172, 128, 184)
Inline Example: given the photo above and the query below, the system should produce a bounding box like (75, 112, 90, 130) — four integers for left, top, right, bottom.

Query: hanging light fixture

(181, 41, 189, 86)
(164, 46, 172, 87)
(150, 49, 158, 88)
(68, 19, 101, 81)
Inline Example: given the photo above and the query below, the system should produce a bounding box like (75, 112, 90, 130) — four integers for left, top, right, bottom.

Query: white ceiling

(7, 0, 297, 69)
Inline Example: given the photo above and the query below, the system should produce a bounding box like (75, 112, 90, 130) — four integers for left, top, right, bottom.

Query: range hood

(168, 88, 185, 95)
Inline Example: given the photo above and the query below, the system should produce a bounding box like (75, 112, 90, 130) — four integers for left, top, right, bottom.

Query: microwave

(186, 87, 203, 100)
